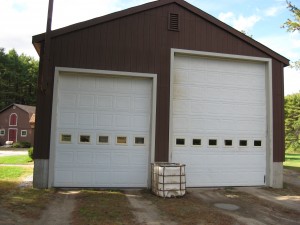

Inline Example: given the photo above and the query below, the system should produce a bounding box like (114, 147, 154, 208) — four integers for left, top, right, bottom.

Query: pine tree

(285, 92, 300, 152)
(0, 48, 39, 109)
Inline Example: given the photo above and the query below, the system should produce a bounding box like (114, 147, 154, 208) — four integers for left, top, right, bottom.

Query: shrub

(12, 142, 21, 148)
(28, 147, 34, 161)
(20, 142, 31, 148)
(11, 142, 31, 148)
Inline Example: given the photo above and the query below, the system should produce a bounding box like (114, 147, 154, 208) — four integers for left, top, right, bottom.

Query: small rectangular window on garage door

(116, 136, 127, 145)
(254, 140, 262, 147)
(60, 134, 72, 143)
(175, 138, 185, 146)
(208, 139, 218, 147)
(97, 135, 109, 144)
(239, 140, 248, 147)
(192, 138, 201, 146)
(79, 135, 91, 144)
(224, 139, 233, 147)
(134, 137, 145, 145)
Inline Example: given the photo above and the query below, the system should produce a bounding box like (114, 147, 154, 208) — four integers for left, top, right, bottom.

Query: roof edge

(32, 0, 173, 44)
(0, 103, 36, 114)
(32, 0, 289, 66)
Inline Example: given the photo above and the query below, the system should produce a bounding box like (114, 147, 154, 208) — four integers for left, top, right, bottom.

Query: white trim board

(49, 67, 157, 188)
(169, 48, 273, 187)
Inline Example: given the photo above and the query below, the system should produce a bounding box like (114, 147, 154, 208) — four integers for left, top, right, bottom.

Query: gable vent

(168, 13, 179, 31)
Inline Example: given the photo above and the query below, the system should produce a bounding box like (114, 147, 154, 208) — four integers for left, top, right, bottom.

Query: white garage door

(171, 54, 267, 187)
(52, 72, 152, 187)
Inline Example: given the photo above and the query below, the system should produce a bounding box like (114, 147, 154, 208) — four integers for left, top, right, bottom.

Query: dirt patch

(34, 190, 76, 225)
(72, 190, 136, 225)
(141, 189, 243, 225)
(0, 208, 34, 225)
(284, 169, 300, 186)
(190, 188, 300, 225)
(125, 189, 177, 225)
(237, 186, 300, 212)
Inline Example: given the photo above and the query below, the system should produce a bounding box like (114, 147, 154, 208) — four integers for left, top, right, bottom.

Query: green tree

(0, 48, 39, 109)
(285, 92, 300, 152)
(282, 1, 300, 69)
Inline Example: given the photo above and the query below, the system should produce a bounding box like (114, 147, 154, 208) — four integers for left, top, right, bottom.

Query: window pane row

(175, 138, 262, 147)
(60, 134, 145, 145)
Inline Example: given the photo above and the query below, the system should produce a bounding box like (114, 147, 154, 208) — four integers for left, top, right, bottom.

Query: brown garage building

(32, 0, 289, 188)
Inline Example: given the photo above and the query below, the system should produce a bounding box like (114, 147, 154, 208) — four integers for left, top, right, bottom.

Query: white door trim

(49, 67, 157, 188)
(169, 48, 273, 186)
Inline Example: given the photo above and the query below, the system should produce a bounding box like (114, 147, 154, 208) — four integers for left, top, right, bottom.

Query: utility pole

(39, 0, 54, 92)
(33, 0, 54, 189)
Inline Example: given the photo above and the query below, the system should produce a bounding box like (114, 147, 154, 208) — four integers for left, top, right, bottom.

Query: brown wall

(34, 3, 285, 162)
(0, 106, 34, 146)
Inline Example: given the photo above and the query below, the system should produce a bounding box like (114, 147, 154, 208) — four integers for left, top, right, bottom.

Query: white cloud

(52, 0, 153, 29)
(257, 33, 300, 96)
(0, 0, 153, 57)
(0, 0, 48, 57)
(264, 6, 284, 17)
(218, 12, 261, 32)
(257, 33, 300, 62)
(219, 12, 234, 22)
(284, 67, 300, 95)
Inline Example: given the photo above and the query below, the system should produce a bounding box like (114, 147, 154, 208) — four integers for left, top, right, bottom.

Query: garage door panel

(78, 76, 96, 90)
(94, 172, 112, 185)
(174, 69, 190, 84)
(76, 152, 93, 164)
(95, 95, 113, 109)
(73, 171, 93, 184)
(59, 74, 78, 90)
(115, 96, 131, 111)
(187, 172, 264, 187)
(172, 152, 265, 166)
(78, 94, 95, 108)
(56, 152, 74, 163)
(94, 153, 111, 164)
(96, 77, 114, 90)
(132, 79, 152, 93)
(171, 55, 267, 187)
(58, 112, 77, 128)
(115, 115, 131, 127)
(129, 153, 149, 165)
(132, 115, 151, 130)
(111, 153, 129, 166)
(78, 113, 94, 128)
(60, 93, 77, 107)
(96, 114, 113, 127)
(53, 73, 152, 187)
(115, 79, 132, 92)
(134, 97, 151, 112)
(54, 170, 73, 184)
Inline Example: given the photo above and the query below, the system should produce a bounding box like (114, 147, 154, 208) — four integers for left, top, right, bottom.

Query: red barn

(32, 0, 289, 188)
(0, 103, 35, 146)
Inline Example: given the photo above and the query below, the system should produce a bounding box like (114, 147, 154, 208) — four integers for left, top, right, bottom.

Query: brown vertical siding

(33, 2, 287, 162)
(272, 60, 285, 162)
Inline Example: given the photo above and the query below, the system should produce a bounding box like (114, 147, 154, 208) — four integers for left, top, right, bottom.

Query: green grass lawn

(0, 166, 32, 180)
(284, 153, 300, 172)
(0, 155, 32, 164)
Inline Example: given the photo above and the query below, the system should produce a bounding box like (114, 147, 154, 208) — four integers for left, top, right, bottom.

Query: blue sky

(0, 0, 299, 95)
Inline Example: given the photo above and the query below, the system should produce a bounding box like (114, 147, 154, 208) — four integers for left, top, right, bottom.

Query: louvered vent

(168, 13, 179, 31)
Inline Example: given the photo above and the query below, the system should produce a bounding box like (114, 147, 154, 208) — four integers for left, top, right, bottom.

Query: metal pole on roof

(39, 0, 54, 93)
